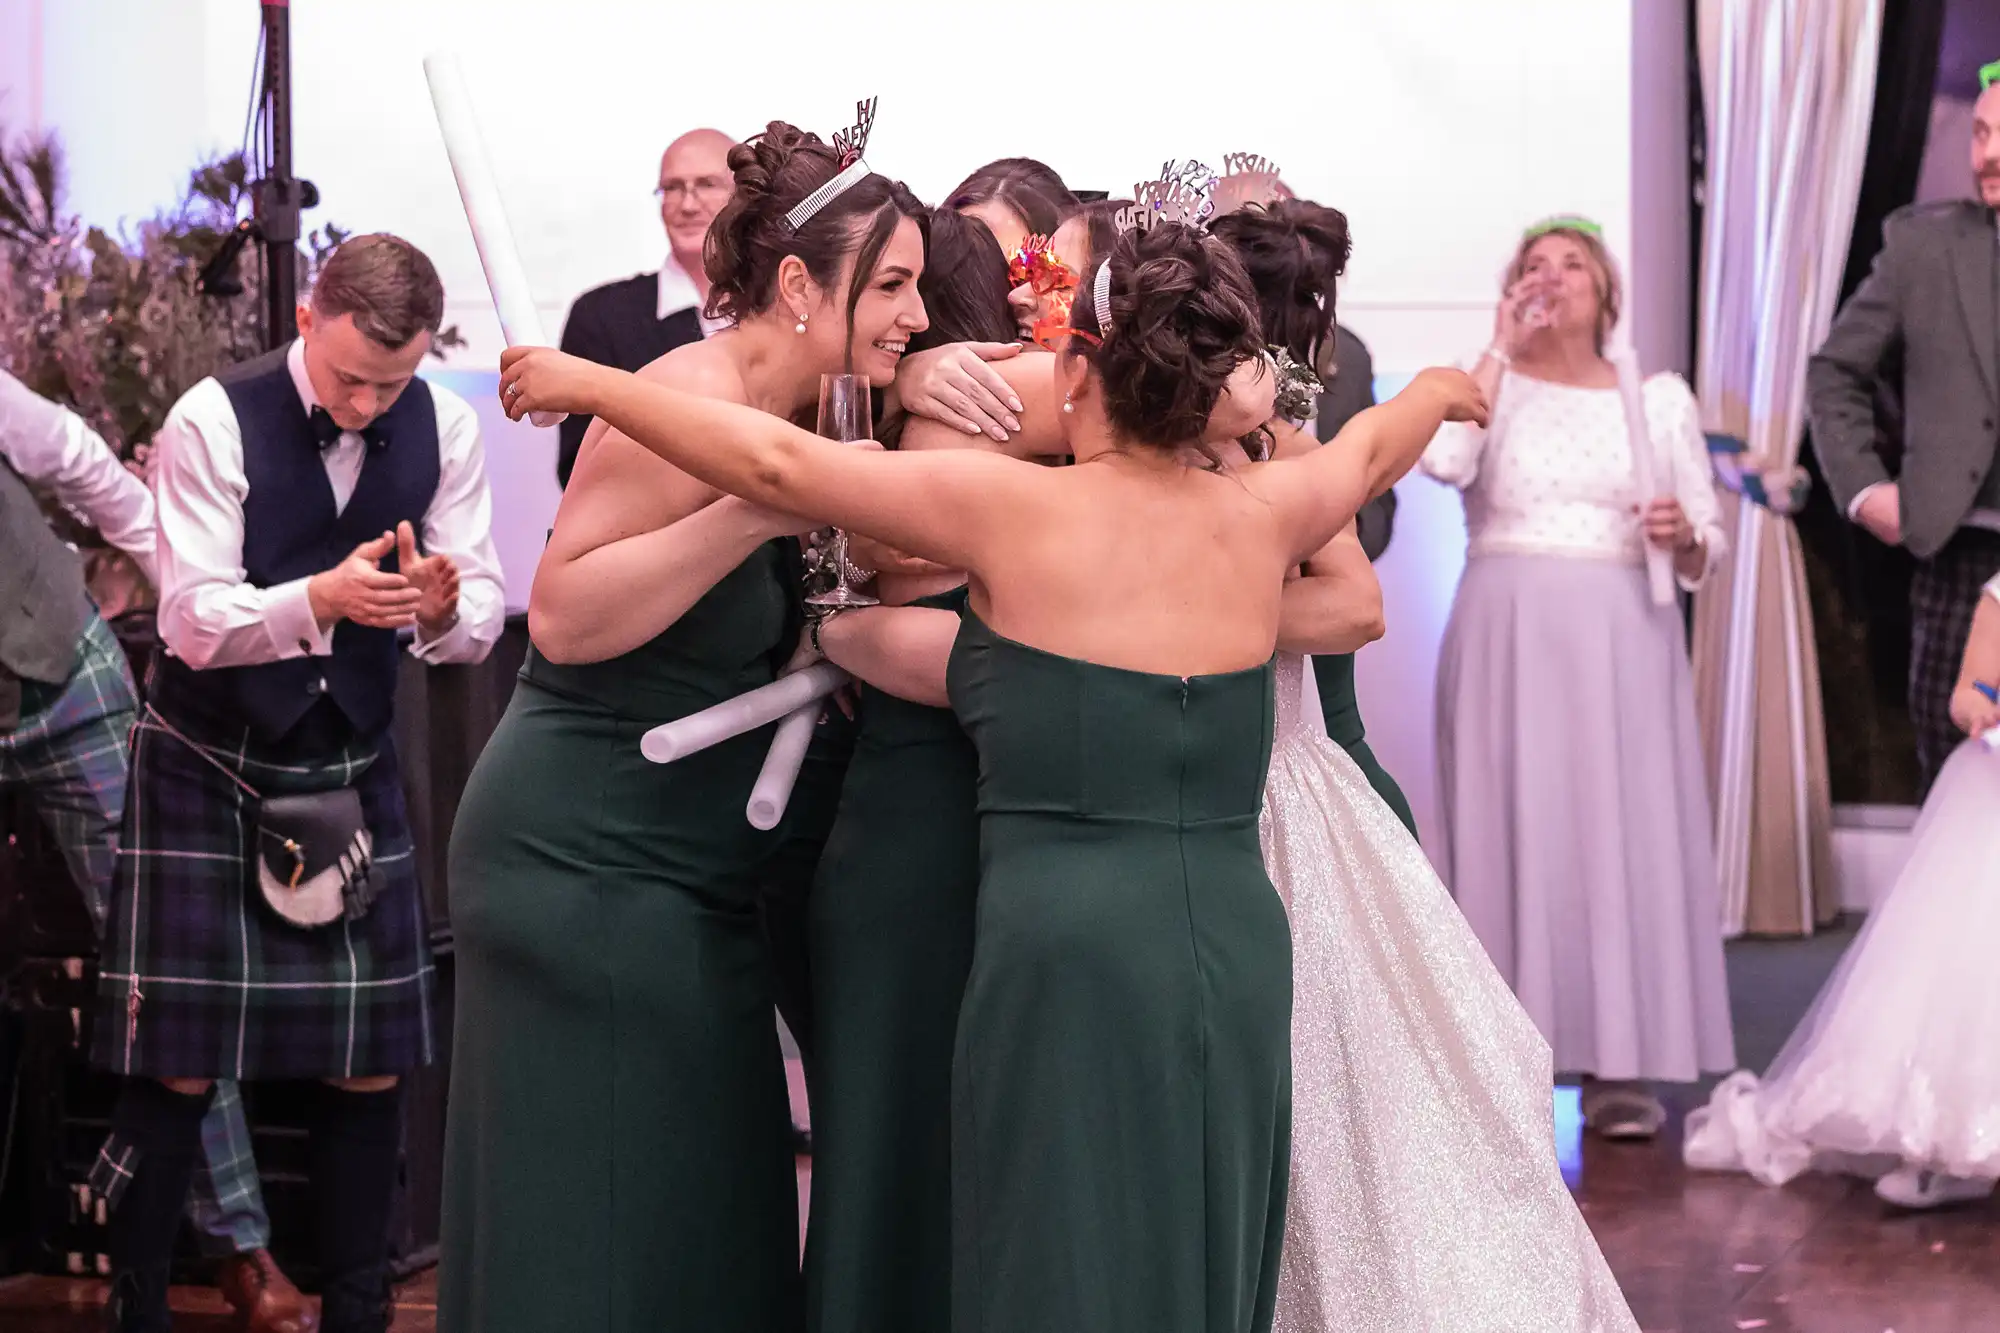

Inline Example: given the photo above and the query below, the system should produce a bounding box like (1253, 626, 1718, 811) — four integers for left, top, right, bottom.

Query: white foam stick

(746, 703, 821, 830)
(1608, 343, 1677, 607)
(422, 51, 565, 428)
(1982, 725, 2000, 752)
(640, 663, 846, 764)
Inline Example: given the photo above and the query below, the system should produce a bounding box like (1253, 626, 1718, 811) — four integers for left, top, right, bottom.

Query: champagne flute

(806, 373, 878, 609)
(1518, 271, 1561, 332)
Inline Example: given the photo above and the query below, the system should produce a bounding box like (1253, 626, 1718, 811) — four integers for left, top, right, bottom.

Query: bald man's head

(658, 128, 736, 268)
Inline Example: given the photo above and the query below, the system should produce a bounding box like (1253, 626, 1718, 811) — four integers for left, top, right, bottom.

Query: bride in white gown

(1199, 187, 1636, 1327)
(1262, 650, 1640, 1332)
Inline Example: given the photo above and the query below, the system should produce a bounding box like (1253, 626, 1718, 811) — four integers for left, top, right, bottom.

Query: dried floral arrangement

(0, 128, 459, 608)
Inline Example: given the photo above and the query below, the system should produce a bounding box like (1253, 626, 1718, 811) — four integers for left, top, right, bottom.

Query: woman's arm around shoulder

(1248, 367, 1488, 565)
(504, 346, 1056, 580)
(1264, 425, 1385, 654)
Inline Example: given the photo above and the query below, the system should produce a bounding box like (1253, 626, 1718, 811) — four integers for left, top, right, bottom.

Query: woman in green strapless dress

(802, 209, 1039, 1333)
(806, 200, 1296, 1332)
(947, 612, 1292, 1331)
(440, 130, 929, 1333)
(803, 588, 978, 1331)
(444, 549, 805, 1332)
(499, 208, 1485, 1333)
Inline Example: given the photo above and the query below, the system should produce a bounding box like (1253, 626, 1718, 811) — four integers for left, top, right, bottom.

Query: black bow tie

(308, 405, 387, 453)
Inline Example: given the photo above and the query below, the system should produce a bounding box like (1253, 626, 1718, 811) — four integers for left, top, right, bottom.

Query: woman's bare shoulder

(635, 336, 748, 401)
(567, 340, 745, 502)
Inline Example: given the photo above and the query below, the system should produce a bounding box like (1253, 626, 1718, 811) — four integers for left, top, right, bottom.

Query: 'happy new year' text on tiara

(1096, 160, 1218, 335)
(1214, 152, 1282, 216)
(784, 97, 878, 232)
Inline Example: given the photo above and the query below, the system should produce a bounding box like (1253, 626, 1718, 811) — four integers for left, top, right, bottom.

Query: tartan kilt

(92, 697, 437, 1081)
(1909, 529, 2000, 796)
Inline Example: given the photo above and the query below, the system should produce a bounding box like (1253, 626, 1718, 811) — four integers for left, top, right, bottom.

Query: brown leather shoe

(217, 1249, 319, 1333)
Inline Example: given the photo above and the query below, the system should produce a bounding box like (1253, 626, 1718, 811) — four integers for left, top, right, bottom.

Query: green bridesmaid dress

(440, 542, 805, 1333)
(805, 587, 978, 1333)
(1312, 651, 1417, 838)
(948, 610, 1292, 1333)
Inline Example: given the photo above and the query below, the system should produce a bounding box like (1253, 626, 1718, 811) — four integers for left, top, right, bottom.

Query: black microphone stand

(195, 0, 318, 353)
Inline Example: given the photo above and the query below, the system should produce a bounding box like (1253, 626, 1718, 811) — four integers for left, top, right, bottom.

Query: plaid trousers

(1, 614, 269, 1253)
(1909, 529, 2000, 797)
(1, 615, 137, 923)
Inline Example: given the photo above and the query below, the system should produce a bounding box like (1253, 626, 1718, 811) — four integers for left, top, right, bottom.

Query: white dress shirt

(1423, 369, 1727, 590)
(0, 367, 158, 584)
(656, 251, 733, 337)
(152, 339, 504, 671)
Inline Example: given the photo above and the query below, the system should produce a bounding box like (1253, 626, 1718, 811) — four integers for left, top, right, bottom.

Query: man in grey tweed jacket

(1808, 69, 2000, 794)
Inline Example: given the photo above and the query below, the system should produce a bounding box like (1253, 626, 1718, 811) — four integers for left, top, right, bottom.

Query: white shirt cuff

(409, 608, 474, 663)
(1847, 480, 1889, 520)
(262, 577, 333, 659)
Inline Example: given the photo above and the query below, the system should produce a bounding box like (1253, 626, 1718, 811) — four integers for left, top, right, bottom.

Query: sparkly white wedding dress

(1261, 653, 1639, 1333)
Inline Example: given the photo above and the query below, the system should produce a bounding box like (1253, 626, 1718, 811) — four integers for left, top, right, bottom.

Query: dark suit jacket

(1807, 200, 2000, 559)
(1314, 325, 1397, 561)
(556, 274, 706, 487)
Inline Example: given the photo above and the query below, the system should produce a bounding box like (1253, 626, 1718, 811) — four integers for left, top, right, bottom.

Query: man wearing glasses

(554, 127, 735, 487)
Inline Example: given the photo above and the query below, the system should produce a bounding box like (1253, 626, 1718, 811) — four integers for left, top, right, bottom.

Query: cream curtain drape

(1691, 0, 1883, 936)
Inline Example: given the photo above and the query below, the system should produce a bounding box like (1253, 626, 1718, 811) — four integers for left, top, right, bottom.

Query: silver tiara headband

(1095, 160, 1218, 336)
(783, 97, 877, 232)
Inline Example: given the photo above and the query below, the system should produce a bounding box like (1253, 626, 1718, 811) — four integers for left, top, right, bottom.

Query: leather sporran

(254, 787, 378, 928)
(146, 704, 384, 928)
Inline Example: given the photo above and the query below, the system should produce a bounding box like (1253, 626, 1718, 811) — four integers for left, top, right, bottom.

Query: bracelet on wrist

(1481, 346, 1511, 367)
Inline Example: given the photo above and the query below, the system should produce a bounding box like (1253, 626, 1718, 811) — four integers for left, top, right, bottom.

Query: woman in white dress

(1423, 217, 1736, 1138)
(1684, 573, 2000, 1211)
(1205, 192, 1640, 1331)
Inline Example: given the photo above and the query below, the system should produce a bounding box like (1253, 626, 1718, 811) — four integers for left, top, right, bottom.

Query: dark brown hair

(1208, 200, 1351, 368)
(910, 210, 1014, 353)
(1064, 199, 1126, 270)
(1064, 223, 1265, 452)
(310, 233, 444, 349)
(880, 210, 1015, 449)
(703, 120, 925, 365)
(945, 158, 1078, 238)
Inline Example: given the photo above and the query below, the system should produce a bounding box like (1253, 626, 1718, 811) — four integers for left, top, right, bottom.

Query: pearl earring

(1061, 393, 1074, 415)
(794, 312, 809, 335)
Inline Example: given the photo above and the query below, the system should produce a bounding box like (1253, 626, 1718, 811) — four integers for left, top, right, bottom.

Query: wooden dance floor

(5, 1098, 1996, 1332)
(6, 927, 1998, 1331)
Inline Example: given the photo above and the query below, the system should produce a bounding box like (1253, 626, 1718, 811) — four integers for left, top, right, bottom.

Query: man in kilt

(1, 370, 312, 1327)
(92, 234, 503, 1333)
(1809, 66, 2000, 797)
